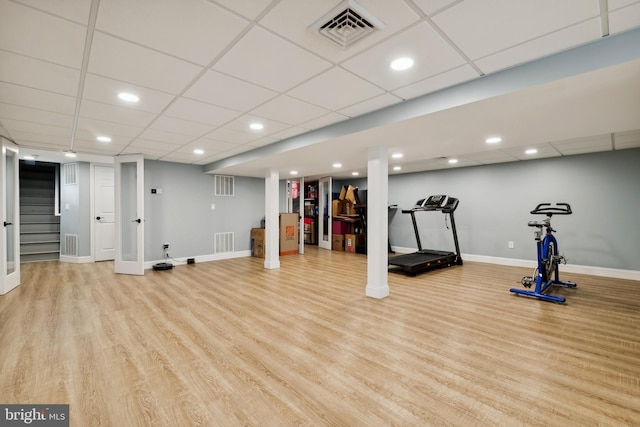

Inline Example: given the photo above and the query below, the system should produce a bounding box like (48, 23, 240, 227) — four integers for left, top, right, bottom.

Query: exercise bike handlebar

(530, 202, 572, 216)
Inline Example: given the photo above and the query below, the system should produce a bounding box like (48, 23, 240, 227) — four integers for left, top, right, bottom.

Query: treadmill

(388, 195, 463, 276)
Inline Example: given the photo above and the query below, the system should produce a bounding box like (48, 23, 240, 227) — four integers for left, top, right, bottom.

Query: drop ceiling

(1, 0, 639, 179)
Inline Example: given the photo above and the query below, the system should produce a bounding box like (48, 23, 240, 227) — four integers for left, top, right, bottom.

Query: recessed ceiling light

(64, 152, 77, 158)
(393, 166, 402, 171)
(390, 57, 414, 71)
(249, 123, 264, 131)
(193, 149, 204, 155)
(290, 170, 298, 175)
(391, 153, 403, 159)
(96, 136, 111, 143)
(352, 171, 359, 176)
(486, 137, 502, 144)
(118, 92, 139, 103)
(448, 158, 458, 164)
(525, 148, 538, 155)
(332, 163, 342, 168)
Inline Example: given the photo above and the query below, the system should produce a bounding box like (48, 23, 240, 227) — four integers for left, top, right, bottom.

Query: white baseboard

(144, 250, 252, 270)
(391, 246, 640, 281)
(59, 255, 93, 264)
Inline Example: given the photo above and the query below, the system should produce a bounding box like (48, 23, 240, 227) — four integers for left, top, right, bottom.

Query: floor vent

(310, 0, 385, 49)
(64, 234, 78, 256)
(214, 232, 234, 254)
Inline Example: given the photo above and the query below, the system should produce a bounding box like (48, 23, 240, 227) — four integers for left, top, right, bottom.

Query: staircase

(19, 161, 60, 263)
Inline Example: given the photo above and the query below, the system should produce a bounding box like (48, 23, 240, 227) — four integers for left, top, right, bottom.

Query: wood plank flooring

(1, 247, 639, 426)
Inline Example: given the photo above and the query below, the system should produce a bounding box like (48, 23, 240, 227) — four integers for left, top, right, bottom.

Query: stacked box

(332, 234, 345, 251)
(345, 234, 365, 253)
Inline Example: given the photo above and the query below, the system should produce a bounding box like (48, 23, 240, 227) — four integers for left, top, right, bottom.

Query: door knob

(3, 221, 11, 227)
(132, 218, 142, 223)
(96, 216, 101, 220)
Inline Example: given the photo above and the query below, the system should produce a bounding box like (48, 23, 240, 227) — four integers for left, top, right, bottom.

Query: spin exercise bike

(510, 203, 576, 303)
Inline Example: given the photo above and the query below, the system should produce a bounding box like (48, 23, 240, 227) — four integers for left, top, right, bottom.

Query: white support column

(264, 169, 280, 269)
(366, 146, 389, 299)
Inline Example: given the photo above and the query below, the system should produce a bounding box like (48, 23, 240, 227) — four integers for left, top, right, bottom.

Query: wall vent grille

(310, 0, 385, 49)
(214, 232, 234, 254)
(64, 234, 78, 256)
(215, 175, 234, 196)
(63, 163, 78, 185)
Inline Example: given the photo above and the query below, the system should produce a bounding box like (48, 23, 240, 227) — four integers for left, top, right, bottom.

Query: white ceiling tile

(392, 65, 478, 100)
(9, 130, 71, 147)
(0, 1, 85, 68)
(125, 138, 181, 152)
(157, 152, 201, 164)
(288, 67, 386, 111)
(268, 126, 309, 141)
(96, 0, 248, 66)
(551, 134, 613, 155)
(88, 32, 203, 94)
(609, 2, 640, 34)
(138, 128, 195, 145)
(0, 82, 76, 114)
(251, 95, 330, 125)
(14, 0, 92, 24)
(339, 93, 401, 118)
(615, 129, 640, 149)
(300, 112, 350, 130)
(608, 0, 639, 10)
(502, 143, 561, 160)
(164, 98, 240, 127)
(150, 116, 215, 137)
(79, 100, 156, 127)
(74, 130, 132, 147)
(73, 138, 127, 153)
(204, 128, 258, 145)
(461, 150, 519, 164)
(260, 0, 420, 63)
(82, 74, 175, 114)
(1, 118, 70, 138)
(184, 70, 278, 112)
(183, 138, 238, 154)
(412, 0, 459, 16)
(475, 19, 602, 74)
(432, 0, 600, 60)
(213, 26, 332, 92)
(0, 103, 73, 128)
(205, 0, 273, 20)
(76, 117, 143, 139)
(0, 51, 80, 96)
(342, 23, 466, 91)
(246, 136, 278, 148)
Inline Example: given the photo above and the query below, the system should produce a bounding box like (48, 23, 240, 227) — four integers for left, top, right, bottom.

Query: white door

(1, 138, 20, 294)
(114, 155, 144, 275)
(318, 176, 332, 250)
(94, 165, 115, 261)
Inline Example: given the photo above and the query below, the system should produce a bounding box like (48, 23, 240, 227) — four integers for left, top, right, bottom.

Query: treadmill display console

(423, 195, 448, 209)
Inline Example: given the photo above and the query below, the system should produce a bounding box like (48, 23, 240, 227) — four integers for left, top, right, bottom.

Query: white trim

(60, 255, 93, 264)
(143, 250, 251, 270)
(391, 246, 640, 281)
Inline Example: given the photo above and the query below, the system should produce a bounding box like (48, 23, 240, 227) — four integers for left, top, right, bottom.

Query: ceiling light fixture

(525, 148, 538, 155)
(352, 171, 359, 176)
(393, 166, 401, 171)
(96, 136, 111, 143)
(64, 151, 77, 158)
(486, 136, 502, 144)
(448, 158, 459, 164)
(118, 92, 140, 103)
(249, 123, 264, 131)
(332, 163, 342, 168)
(193, 149, 204, 155)
(390, 57, 414, 71)
(391, 153, 403, 159)
(290, 170, 298, 175)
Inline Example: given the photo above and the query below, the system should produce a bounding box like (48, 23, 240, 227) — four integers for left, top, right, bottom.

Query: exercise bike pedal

(521, 276, 534, 288)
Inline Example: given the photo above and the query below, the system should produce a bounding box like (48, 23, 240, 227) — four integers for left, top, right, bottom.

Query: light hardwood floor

(1, 247, 639, 426)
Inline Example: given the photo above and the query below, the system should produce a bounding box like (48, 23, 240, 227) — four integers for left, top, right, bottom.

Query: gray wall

(144, 160, 264, 261)
(59, 162, 91, 257)
(388, 148, 640, 271)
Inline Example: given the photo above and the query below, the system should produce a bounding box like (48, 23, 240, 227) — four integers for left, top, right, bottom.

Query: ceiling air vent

(310, 0, 385, 49)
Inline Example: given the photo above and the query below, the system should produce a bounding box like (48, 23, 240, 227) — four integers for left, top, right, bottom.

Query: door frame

(1, 138, 20, 294)
(91, 163, 115, 262)
(318, 176, 332, 250)
(114, 154, 144, 275)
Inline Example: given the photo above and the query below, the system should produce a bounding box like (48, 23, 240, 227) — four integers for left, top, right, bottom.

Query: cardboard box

(332, 234, 345, 251)
(280, 213, 299, 255)
(252, 238, 265, 258)
(332, 199, 348, 216)
(251, 227, 265, 240)
(345, 234, 365, 253)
